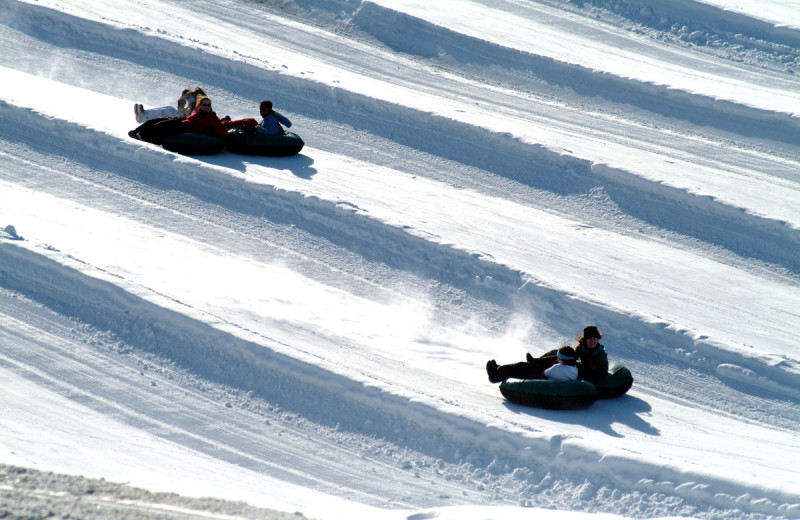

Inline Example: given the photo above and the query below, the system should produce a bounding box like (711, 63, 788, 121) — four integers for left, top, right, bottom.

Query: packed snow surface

(1, 0, 799, 519)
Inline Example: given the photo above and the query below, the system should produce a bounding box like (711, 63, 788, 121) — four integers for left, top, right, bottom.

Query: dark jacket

(576, 343, 609, 380)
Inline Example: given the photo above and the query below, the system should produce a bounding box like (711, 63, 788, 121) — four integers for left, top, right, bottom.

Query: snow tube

(499, 379, 598, 410)
(226, 129, 304, 156)
(592, 363, 633, 398)
(161, 133, 226, 155)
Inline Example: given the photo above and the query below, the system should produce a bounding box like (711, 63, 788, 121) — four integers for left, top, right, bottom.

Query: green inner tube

(593, 363, 634, 398)
(500, 379, 598, 410)
(498, 363, 633, 409)
(161, 132, 226, 156)
(226, 129, 305, 156)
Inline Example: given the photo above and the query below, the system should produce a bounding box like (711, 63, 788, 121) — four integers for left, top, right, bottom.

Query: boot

(134, 104, 145, 123)
(486, 360, 503, 383)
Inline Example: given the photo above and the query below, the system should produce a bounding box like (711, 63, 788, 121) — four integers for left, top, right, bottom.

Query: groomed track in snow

(1, 0, 799, 519)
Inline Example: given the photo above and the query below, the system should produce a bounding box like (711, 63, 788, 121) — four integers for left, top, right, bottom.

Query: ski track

(2, 0, 800, 519)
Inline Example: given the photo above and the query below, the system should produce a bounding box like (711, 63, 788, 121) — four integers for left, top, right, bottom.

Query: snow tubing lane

(161, 133, 226, 155)
(500, 379, 598, 410)
(226, 129, 304, 156)
(594, 363, 633, 398)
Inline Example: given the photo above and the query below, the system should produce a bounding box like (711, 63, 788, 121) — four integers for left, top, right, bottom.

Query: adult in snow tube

(592, 362, 633, 398)
(485, 325, 610, 383)
(574, 325, 609, 382)
(128, 94, 257, 155)
(226, 129, 305, 156)
(486, 326, 628, 408)
(133, 86, 206, 123)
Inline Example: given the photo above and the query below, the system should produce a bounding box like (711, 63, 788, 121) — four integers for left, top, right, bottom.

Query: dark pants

(132, 117, 188, 144)
(496, 349, 558, 380)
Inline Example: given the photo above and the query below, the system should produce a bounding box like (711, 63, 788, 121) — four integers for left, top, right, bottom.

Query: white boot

(134, 104, 145, 123)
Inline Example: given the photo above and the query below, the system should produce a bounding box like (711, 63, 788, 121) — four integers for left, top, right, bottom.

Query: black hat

(582, 325, 602, 339)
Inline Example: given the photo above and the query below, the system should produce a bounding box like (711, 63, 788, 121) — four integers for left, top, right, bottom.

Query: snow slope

(1, 0, 799, 519)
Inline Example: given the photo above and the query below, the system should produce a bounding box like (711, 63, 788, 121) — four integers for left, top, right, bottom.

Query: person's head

(196, 95, 212, 113)
(556, 345, 577, 366)
(260, 100, 274, 118)
(182, 88, 206, 110)
(178, 88, 194, 107)
(579, 325, 602, 349)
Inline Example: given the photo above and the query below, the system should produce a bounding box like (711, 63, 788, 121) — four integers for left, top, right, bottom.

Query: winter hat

(582, 325, 602, 339)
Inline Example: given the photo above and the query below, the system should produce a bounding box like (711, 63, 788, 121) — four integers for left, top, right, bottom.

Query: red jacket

(181, 110, 257, 137)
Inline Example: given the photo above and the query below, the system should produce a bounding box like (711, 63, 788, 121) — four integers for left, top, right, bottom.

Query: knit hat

(582, 325, 602, 339)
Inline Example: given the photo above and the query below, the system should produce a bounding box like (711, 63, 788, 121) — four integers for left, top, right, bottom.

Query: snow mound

(1, 225, 22, 240)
